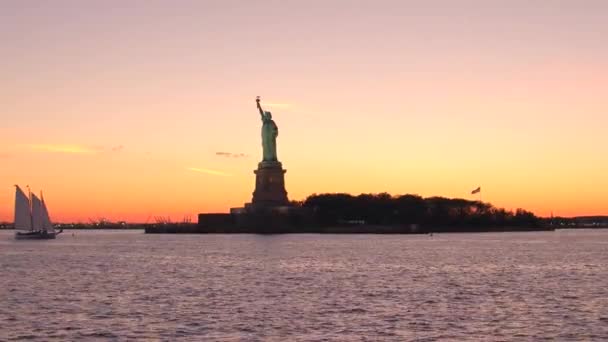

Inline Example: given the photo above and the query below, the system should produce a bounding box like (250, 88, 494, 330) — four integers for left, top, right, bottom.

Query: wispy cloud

(216, 151, 248, 158)
(26, 144, 103, 154)
(187, 167, 232, 177)
(111, 145, 124, 152)
(265, 103, 292, 109)
(24, 144, 125, 154)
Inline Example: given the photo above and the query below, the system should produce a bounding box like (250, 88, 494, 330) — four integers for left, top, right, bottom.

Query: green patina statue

(256, 96, 279, 162)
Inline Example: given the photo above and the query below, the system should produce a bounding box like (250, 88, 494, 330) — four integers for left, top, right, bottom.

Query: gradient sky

(1, 0, 607, 222)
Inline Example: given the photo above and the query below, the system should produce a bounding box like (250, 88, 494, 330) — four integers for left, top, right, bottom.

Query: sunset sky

(1, 0, 607, 222)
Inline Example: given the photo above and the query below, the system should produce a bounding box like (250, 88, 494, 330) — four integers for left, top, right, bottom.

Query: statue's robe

(261, 116, 278, 161)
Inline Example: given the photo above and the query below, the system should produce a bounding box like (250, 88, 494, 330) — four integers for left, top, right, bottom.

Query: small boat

(14, 185, 62, 240)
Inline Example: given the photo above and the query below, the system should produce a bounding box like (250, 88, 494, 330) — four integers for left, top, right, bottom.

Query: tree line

(301, 193, 541, 229)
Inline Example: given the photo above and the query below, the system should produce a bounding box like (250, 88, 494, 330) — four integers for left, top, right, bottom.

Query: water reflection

(1, 230, 607, 340)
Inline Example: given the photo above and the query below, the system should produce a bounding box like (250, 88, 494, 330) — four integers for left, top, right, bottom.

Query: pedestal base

(251, 161, 288, 208)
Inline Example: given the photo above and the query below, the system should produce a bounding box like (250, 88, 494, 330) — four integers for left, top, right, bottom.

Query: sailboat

(14, 185, 63, 240)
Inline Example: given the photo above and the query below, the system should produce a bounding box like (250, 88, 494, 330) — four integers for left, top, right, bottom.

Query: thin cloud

(27, 144, 103, 154)
(187, 167, 232, 177)
(24, 144, 125, 154)
(265, 103, 292, 109)
(111, 145, 124, 152)
(216, 151, 248, 158)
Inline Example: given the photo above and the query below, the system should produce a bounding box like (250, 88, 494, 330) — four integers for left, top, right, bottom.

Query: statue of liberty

(256, 96, 279, 162)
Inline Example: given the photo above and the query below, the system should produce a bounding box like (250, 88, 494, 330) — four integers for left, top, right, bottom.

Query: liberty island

(143, 97, 546, 234)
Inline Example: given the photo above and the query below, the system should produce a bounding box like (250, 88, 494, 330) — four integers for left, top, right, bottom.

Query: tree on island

(302, 193, 540, 231)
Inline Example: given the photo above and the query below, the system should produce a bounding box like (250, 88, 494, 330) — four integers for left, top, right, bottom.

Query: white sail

(41, 195, 55, 233)
(31, 194, 44, 231)
(14, 186, 32, 231)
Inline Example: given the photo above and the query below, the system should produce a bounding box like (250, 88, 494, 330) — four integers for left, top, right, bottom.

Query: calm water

(1, 230, 607, 341)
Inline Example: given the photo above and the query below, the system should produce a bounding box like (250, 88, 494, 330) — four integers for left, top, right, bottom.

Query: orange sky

(1, 1, 607, 222)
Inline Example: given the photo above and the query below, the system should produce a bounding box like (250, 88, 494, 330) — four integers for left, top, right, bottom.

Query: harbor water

(1, 230, 607, 340)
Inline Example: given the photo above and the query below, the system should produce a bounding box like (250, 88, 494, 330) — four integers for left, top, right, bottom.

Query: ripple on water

(1, 230, 608, 340)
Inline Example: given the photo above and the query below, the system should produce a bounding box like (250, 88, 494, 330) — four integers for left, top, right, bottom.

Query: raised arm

(256, 97, 265, 118)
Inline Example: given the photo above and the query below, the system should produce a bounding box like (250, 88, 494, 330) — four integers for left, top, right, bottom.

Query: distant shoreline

(2, 226, 608, 234)
(0, 227, 145, 230)
(2, 222, 607, 232)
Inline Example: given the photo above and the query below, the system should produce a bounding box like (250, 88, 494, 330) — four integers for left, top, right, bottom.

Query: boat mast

(27, 186, 34, 231)
(41, 191, 47, 232)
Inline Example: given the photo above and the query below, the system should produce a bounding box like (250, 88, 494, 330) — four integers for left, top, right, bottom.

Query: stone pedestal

(250, 161, 288, 208)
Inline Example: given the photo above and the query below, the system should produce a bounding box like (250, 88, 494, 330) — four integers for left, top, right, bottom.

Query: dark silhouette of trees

(303, 193, 540, 231)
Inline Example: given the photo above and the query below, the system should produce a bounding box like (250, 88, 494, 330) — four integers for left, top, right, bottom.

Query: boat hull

(15, 230, 62, 240)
